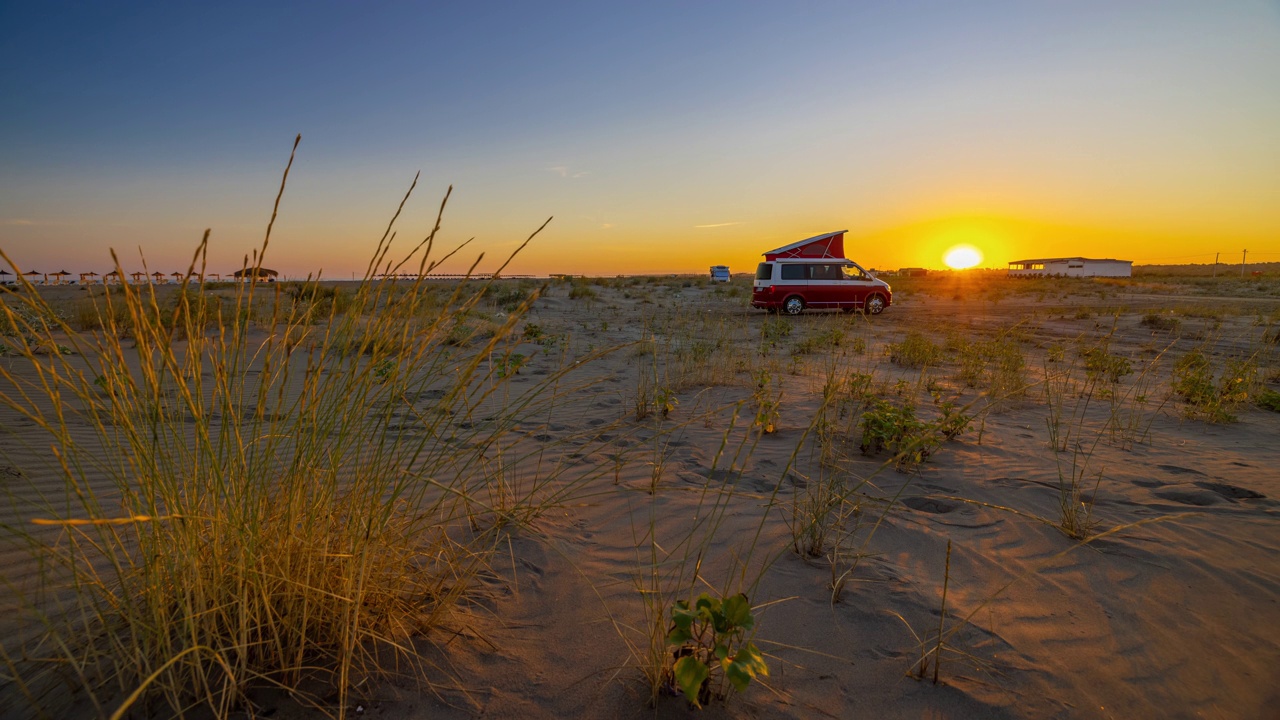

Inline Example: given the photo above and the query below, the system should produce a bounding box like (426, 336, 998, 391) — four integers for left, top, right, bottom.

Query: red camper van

(751, 230, 892, 315)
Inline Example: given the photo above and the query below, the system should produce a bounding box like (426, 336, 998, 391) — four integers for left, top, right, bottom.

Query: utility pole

(1242, 249, 1247, 278)
(1213, 252, 1219, 278)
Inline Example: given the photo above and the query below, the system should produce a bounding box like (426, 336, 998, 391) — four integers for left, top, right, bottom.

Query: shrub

(1172, 350, 1258, 422)
(792, 327, 844, 355)
(489, 283, 531, 311)
(1082, 347, 1133, 383)
(568, 283, 597, 300)
(955, 337, 1026, 398)
(888, 332, 943, 368)
(1140, 312, 1180, 332)
(860, 400, 935, 470)
(1257, 388, 1280, 413)
(760, 317, 791, 347)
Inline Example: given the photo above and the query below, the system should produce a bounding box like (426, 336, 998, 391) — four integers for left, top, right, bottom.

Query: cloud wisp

(694, 221, 744, 229)
(548, 165, 589, 179)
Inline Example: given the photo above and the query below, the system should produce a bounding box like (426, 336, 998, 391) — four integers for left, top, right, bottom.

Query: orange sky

(2, 3, 1278, 278)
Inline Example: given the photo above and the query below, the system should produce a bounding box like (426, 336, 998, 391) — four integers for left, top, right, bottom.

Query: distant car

(709, 265, 731, 283)
(752, 259, 891, 315)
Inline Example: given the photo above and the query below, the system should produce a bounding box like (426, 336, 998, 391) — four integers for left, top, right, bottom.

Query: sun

(943, 244, 983, 270)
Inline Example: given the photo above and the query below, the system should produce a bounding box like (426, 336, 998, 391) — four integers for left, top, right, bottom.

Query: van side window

(755, 263, 772, 280)
(811, 264, 841, 280)
(780, 264, 805, 280)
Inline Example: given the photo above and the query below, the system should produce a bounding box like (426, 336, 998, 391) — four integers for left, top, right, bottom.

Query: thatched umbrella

(51, 270, 72, 285)
(130, 272, 147, 284)
(79, 271, 99, 285)
(151, 271, 166, 284)
(103, 270, 121, 284)
(0, 269, 11, 284)
(23, 270, 44, 285)
(232, 267, 279, 282)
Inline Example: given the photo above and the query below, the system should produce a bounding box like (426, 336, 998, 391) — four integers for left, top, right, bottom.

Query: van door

(807, 263, 844, 306)
(839, 264, 874, 308)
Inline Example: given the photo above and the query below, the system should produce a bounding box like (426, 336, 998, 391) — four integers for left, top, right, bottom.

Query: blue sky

(3, 1, 1278, 276)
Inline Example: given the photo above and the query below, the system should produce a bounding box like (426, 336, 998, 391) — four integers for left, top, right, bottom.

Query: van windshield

(841, 265, 868, 280)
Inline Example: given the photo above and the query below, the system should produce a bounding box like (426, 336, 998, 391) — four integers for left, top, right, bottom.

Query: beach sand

(2, 278, 1278, 719)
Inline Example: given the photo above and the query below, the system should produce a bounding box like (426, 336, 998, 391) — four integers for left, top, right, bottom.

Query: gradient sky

(2, 1, 1278, 277)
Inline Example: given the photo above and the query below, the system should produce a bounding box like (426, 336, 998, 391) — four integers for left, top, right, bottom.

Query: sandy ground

(2, 279, 1279, 719)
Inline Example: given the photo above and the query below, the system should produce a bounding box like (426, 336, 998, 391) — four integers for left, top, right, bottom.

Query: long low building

(1007, 257, 1132, 278)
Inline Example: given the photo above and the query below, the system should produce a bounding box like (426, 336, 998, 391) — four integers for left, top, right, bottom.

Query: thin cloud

(694, 221, 744, 229)
(599, 223, 614, 230)
(3, 219, 36, 226)
(548, 165, 589, 178)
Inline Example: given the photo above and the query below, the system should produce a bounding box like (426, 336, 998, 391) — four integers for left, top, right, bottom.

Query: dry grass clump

(0, 152, 575, 718)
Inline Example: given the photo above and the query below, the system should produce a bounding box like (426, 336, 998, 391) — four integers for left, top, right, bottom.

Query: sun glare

(943, 245, 982, 270)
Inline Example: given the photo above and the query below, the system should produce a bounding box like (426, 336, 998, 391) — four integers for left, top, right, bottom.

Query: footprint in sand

(902, 497, 958, 514)
(1194, 481, 1266, 500)
(1157, 465, 1207, 477)
(1153, 488, 1223, 506)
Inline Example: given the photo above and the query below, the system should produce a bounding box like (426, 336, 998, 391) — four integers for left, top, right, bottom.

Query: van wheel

(783, 296, 805, 315)
(866, 294, 886, 315)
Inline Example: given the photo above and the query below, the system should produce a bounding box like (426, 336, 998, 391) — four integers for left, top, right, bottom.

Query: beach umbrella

(23, 270, 44, 285)
(232, 267, 279, 281)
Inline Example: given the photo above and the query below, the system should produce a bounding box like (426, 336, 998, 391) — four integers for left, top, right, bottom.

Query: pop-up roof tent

(762, 230, 847, 261)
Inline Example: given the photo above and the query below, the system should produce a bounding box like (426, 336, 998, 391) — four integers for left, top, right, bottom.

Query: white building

(1007, 257, 1132, 278)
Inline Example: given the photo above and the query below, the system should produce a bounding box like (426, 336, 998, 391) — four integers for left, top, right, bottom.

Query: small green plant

(888, 332, 943, 368)
(373, 357, 396, 384)
(654, 386, 678, 417)
(846, 372, 875, 401)
(1082, 347, 1132, 383)
(489, 283, 530, 311)
(568, 282, 597, 300)
(752, 369, 781, 433)
(666, 593, 768, 708)
(760, 317, 792, 348)
(860, 400, 934, 471)
(935, 401, 972, 440)
(522, 322, 544, 341)
(1172, 350, 1257, 422)
(496, 351, 527, 378)
(1140, 312, 1180, 333)
(1257, 388, 1280, 413)
(792, 327, 844, 355)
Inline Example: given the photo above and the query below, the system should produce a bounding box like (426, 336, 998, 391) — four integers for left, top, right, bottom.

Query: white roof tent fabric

(762, 230, 848, 261)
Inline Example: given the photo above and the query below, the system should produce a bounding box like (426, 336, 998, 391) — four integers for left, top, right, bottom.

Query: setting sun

(943, 245, 983, 270)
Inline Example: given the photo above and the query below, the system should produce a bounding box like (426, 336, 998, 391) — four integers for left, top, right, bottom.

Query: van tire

(783, 296, 805, 315)
(866, 294, 886, 315)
